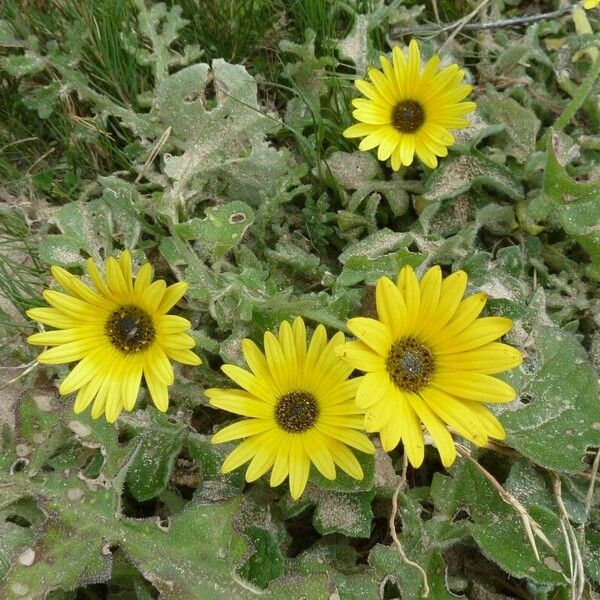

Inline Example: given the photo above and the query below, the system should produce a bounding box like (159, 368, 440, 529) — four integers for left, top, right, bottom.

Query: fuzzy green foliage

(0, 0, 599, 598)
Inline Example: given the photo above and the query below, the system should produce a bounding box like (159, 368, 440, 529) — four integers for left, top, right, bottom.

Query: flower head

(584, 0, 599, 9)
(27, 251, 201, 423)
(335, 266, 522, 468)
(344, 40, 476, 170)
(208, 317, 375, 500)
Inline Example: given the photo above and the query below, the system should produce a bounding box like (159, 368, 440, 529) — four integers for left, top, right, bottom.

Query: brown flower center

(386, 337, 435, 392)
(105, 305, 155, 354)
(275, 391, 318, 433)
(391, 100, 425, 133)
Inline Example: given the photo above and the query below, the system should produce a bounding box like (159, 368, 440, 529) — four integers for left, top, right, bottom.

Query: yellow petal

(145, 369, 169, 412)
(157, 282, 188, 314)
(335, 340, 385, 372)
(50, 266, 108, 307)
(37, 338, 106, 364)
(356, 371, 390, 409)
(417, 266, 442, 325)
(86, 258, 112, 298)
(408, 393, 456, 467)
(434, 293, 487, 344)
(379, 415, 402, 452)
(420, 270, 467, 342)
(212, 419, 274, 443)
(292, 317, 307, 368)
(122, 361, 143, 411)
(221, 364, 277, 402)
(396, 266, 420, 324)
(398, 393, 424, 467)
(143, 280, 167, 313)
(73, 375, 103, 414)
(59, 347, 108, 395)
(303, 431, 336, 480)
(327, 439, 363, 480)
(105, 256, 129, 297)
(432, 372, 516, 403)
(421, 386, 487, 446)
(288, 439, 310, 500)
(134, 263, 154, 295)
(270, 438, 291, 487)
(28, 327, 99, 346)
(347, 317, 392, 356)
(208, 390, 272, 418)
(433, 317, 513, 354)
(164, 347, 202, 365)
(157, 314, 192, 334)
(118, 250, 133, 291)
(221, 437, 259, 473)
(375, 276, 407, 339)
(42, 290, 95, 318)
(27, 307, 79, 329)
(246, 444, 278, 482)
(145, 345, 174, 385)
(436, 342, 522, 375)
(316, 423, 375, 453)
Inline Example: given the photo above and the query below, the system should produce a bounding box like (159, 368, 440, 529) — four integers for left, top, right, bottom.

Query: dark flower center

(275, 391, 318, 433)
(386, 338, 435, 392)
(105, 305, 155, 354)
(391, 100, 425, 133)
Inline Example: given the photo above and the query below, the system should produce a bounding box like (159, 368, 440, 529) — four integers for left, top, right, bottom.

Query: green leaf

(239, 526, 285, 588)
(0, 53, 46, 77)
(339, 229, 414, 264)
(290, 542, 381, 600)
(423, 153, 524, 202)
(125, 413, 186, 502)
(431, 460, 569, 586)
(369, 489, 466, 599)
(151, 59, 287, 208)
(174, 201, 255, 261)
(0, 20, 24, 47)
(502, 326, 600, 473)
(480, 95, 541, 162)
(23, 82, 62, 119)
(310, 488, 376, 538)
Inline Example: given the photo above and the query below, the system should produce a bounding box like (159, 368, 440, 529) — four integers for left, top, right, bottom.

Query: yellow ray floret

(584, 0, 599, 9)
(335, 266, 522, 468)
(344, 39, 476, 170)
(27, 251, 201, 423)
(208, 317, 375, 500)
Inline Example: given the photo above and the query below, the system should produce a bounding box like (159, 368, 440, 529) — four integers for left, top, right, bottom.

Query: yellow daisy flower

(208, 317, 375, 500)
(335, 266, 522, 468)
(344, 39, 476, 170)
(27, 251, 201, 423)
(584, 0, 599, 8)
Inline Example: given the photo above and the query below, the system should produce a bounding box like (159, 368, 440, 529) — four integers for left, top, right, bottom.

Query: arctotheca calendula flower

(344, 39, 476, 170)
(27, 251, 201, 423)
(335, 266, 522, 468)
(584, 0, 599, 9)
(208, 317, 375, 500)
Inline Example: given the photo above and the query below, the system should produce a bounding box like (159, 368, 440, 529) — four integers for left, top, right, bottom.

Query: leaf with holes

(501, 326, 600, 473)
(173, 201, 255, 262)
(151, 59, 287, 207)
(431, 459, 570, 587)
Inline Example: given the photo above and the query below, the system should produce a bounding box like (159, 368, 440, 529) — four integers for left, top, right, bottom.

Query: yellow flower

(584, 0, 599, 9)
(344, 39, 476, 170)
(208, 317, 375, 500)
(335, 266, 522, 468)
(27, 251, 201, 423)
